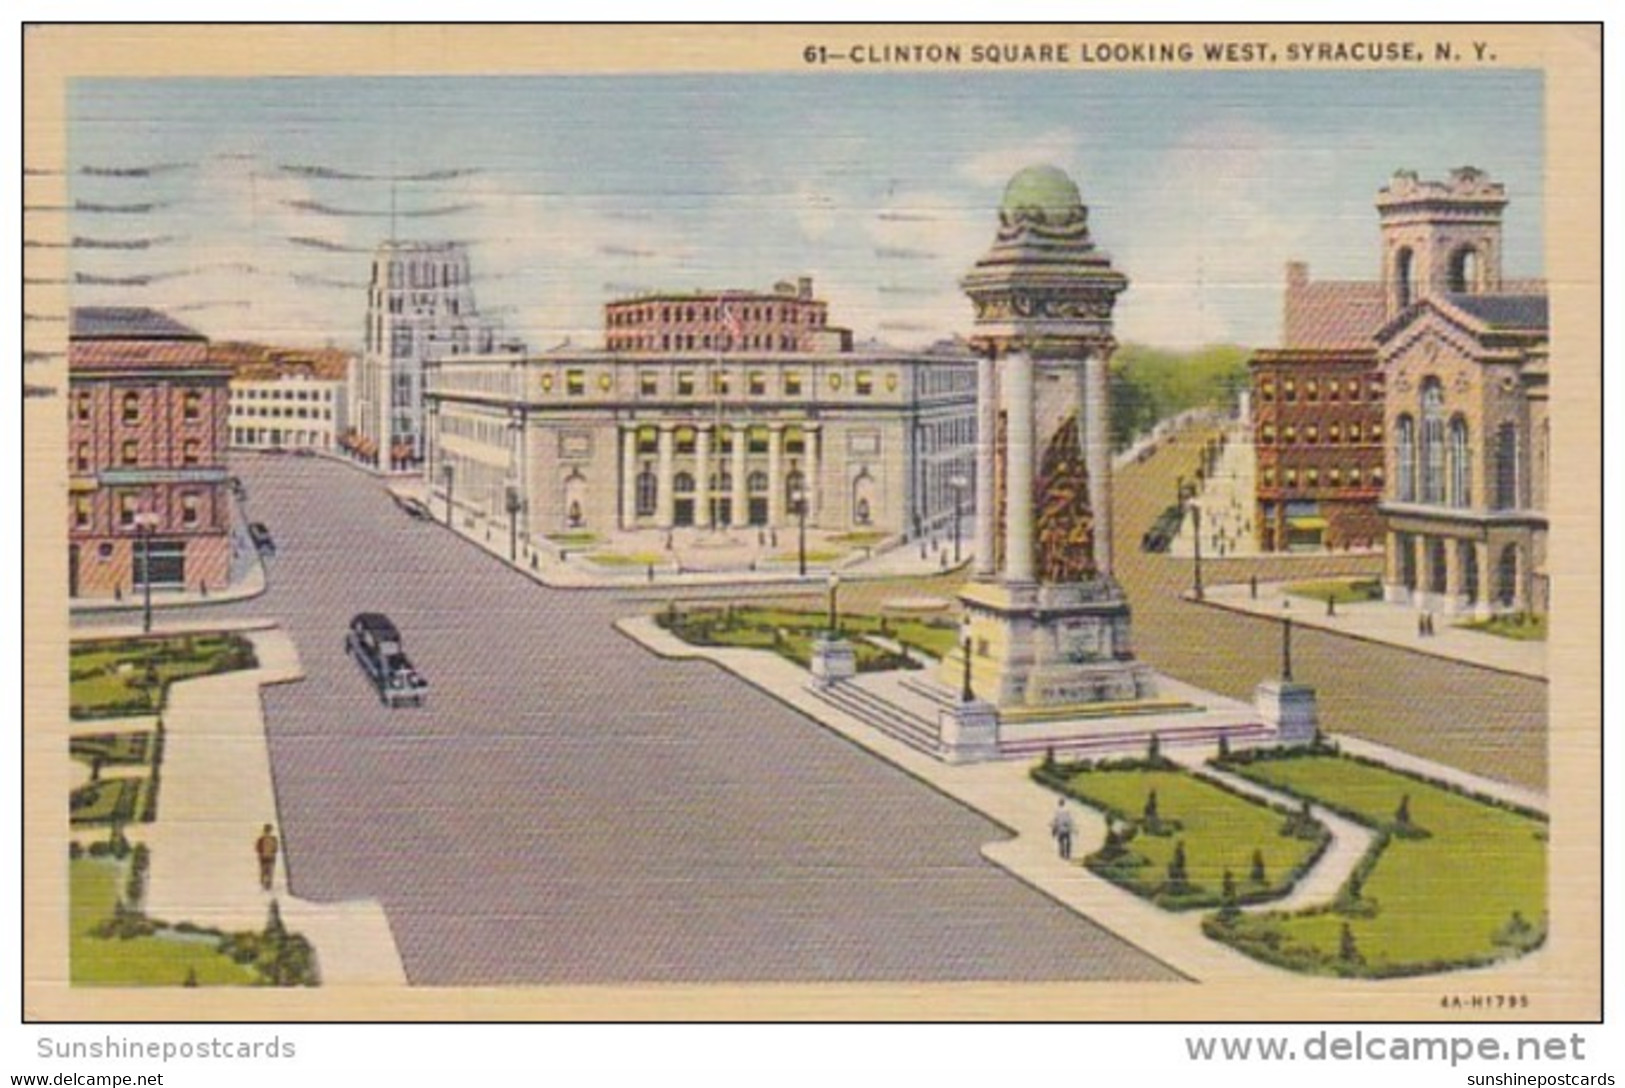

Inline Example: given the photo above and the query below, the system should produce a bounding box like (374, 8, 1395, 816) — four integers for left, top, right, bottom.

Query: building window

(675, 427, 697, 455)
(677, 371, 696, 396)
(829, 373, 843, 391)
(1349, 466, 1363, 488)
(181, 492, 201, 527)
(566, 370, 586, 396)
(1305, 380, 1319, 402)
(673, 471, 695, 495)
(1372, 466, 1385, 488)
(1420, 379, 1446, 504)
(75, 391, 92, 421)
(1328, 381, 1341, 402)
(1494, 422, 1520, 510)
(1283, 424, 1297, 445)
(749, 371, 767, 396)
(117, 492, 139, 529)
(1306, 468, 1320, 487)
(183, 439, 201, 465)
(120, 439, 139, 466)
(1328, 467, 1341, 487)
(1370, 421, 1383, 442)
(73, 496, 92, 530)
(1396, 414, 1416, 502)
(1260, 378, 1276, 402)
(747, 470, 769, 494)
(640, 372, 658, 396)
(1449, 416, 1471, 508)
(747, 427, 769, 454)
(1283, 379, 1297, 402)
(122, 391, 141, 424)
(784, 371, 803, 396)
(180, 390, 201, 421)
(1284, 468, 1298, 488)
(1305, 424, 1318, 445)
(635, 468, 658, 517)
(1348, 423, 1362, 443)
(855, 370, 874, 395)
(1261, 423, 1276, 445)
(1328, 424, 1341, 444)
(636, 426, 658, 455)
(785, 427, 805, 455)
(74, 442, 90, 472)
(717, 426, 734, 453)
(712, 370, 731, 395)
(1262, 467, 1276, 487)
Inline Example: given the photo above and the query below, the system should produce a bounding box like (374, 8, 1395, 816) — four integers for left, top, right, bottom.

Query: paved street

(112, 454, 1176, 985)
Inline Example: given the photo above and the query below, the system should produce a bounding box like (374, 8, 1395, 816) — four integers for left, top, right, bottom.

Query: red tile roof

(1283, 279, 1386, 350)
(70, 338, 215, 372)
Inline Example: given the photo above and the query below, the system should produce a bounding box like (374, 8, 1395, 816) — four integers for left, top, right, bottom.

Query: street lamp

(826, 571, 841, 635)
(1281, 598, 1294, 682)
(442, 462, 456, 527)
(791, 485, 808, 577)
(133, 510, 161, 634)
(1190, 499, 1205, 601)
(505, 486, 522, 563)
(948, 473, 968, 565)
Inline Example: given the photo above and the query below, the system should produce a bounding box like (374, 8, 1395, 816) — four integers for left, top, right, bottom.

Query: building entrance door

(710, 497, 732, 526)
(748, 498, 768, 526)
(673, 499, 695, 527)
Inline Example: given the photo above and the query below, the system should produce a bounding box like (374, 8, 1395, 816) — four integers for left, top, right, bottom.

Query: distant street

(95, 454, 1175, 985)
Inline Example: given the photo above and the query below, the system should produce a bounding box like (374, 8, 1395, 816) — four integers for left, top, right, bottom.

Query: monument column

(1085, 352, 1113, 578)
(973, 355, 998, 577)
(1004, 353, 1036, 583)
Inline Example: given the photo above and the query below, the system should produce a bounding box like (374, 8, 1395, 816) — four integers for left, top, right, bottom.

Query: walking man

(1050, 799, 1076, 861)
(255, 823, 279, 892)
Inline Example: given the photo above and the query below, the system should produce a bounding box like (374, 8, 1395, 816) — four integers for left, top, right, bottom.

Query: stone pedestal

(1255, 680, 1319, 745)
(938, 700, 1000, 764)
(808, 635, 856, 687)
(946, 579, 1157, 708)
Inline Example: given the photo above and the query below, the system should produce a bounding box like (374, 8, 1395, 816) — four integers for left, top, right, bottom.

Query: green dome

(1000, 165, 1084, 219)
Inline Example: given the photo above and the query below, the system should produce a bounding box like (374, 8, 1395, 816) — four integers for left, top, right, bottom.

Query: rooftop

(1443, 293, 1549, 332)
(71, 307, 204, 341)
(1282, 279, 1386, 351)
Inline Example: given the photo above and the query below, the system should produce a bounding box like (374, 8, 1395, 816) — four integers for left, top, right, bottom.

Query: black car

(344, 612, 427, 707)
(398, 496, 434, 521)
(248, 522, 276, 556)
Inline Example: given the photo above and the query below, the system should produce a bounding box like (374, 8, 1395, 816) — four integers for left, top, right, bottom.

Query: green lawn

(826, 530, 889, 546)
(546, 531, 601, 546)
(69, 634, 257, 720)
(658, 605, 955, 672)
(1213, 751, 1547, 975)
(1040, 762, 1327, 909)
(71, 730, 156, 769)
(70, 857, 259, 987)
(1286, 579, 1384, 606)
(1455, 613, 1548, 642)
(586, 551, 666, 567)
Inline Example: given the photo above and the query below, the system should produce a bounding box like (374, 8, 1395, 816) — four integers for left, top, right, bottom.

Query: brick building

(604, 277, 853, 355)
(68, 308, 233, 599)
(1250, 264, 1387, 551)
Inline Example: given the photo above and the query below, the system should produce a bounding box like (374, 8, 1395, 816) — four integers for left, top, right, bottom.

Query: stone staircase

(807, 679, 942, 757)
(997, 719, 1274, 761)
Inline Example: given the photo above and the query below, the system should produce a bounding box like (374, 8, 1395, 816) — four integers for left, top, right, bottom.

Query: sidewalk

(617, 614, 1544, 984)
(68, 624, 406, 988)
(70, 500, 268, 616)
(1197, 579, 1546, 681)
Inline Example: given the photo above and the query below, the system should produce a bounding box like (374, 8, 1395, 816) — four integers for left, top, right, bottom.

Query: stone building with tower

(68, 308, 232, 599)
(421, 278, 976, 545)
(943, 165, 1155, 709)
(351, 240, 521, 470)
(1373, 169, 1549, 616)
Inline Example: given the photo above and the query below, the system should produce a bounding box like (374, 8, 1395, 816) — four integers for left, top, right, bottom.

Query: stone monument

(942, 165, 1156, 708)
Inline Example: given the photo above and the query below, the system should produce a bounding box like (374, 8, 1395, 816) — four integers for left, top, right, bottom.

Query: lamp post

(442, 462, 455, 527)
(1282, 598, 1294, 682)
(1176, 474, 1186, 511)
(505, 486, 522, 563)
(1191, 500, 1205, 601)
(826, 571, 841, 635)
(133, 510, 160, 634)
(791, 485, 808, 577)
(948, 473, 968, 565)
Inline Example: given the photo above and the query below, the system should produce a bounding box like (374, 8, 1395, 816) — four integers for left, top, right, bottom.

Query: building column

(974, 355, 998, 578)
(1005, 352, 1035, 583)
(1513, 540, 1528, 612)
(730, 428, 748, 528)
(767, 423, 786, 527)
(1443, 533, 1462, 614)
(1412, 533, 1430, 606)
(656, 423, 676, 528)
(1084, 351, 1113, 579)
(620, 425, 638, 530)
(806, 424, 823, 526)
(1474, 539, 1491, 616)
(694, 424, 712, 529)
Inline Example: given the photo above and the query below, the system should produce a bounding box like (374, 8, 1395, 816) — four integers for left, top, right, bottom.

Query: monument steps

(809, 681, 942, 756)
(997, 719, 1272, 761)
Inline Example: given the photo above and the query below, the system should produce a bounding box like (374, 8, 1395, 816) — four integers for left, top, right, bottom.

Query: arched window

(1393, 246, 1415, 310)
(1396, 414, 1417, 502)
(746, 470, 769, 494)
(1496, 543, 1520, 607)
(673, 471, 695, 494)
(1494, 422, 1520, 510)
(1448, 246, 1480, 294)
(635, 468, 658, 517)
(1448, 416, 1471, 507)
(1420, 380, 1445, 504)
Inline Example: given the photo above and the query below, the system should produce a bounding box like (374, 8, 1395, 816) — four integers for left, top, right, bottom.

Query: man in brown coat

(255, 823, 279, 892)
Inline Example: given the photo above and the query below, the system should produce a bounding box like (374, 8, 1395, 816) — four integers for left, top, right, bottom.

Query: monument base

(938, 699, 1000, 764)
(945, 578, 1157, 709)
(1255, 679, 1319, 745)
(808, 635, 856, 687)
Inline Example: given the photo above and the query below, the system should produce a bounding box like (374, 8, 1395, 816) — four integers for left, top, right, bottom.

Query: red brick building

(604, 276, 853, 354)
(1250, 263, 1387, 551)
(68, 308, 233, 599)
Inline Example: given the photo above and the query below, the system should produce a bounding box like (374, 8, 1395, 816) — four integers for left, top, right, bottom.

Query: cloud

(957, 129, 1085, 189)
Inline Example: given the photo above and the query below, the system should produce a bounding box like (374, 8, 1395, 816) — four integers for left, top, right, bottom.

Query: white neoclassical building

(422, 286, 977, 546)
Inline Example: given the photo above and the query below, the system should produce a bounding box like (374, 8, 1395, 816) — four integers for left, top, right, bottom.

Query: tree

(1143, 789, 1160, 823)
(1221, 868, 1236, 903)
(1166, 840, 1189, 888)
(1250, 848, 1267, 885)
(1339, 922, 1362, 965)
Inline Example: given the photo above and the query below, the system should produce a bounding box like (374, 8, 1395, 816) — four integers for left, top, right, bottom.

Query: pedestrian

(1249, 574, 1258, 599)
(1050, 799, 1076, 860)
(1327, 596, 1336, 617)
(255, 823, 279, 892)
(1417, 612, 1426, 638)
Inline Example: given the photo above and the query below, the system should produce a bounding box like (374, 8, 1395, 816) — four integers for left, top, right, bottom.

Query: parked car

(248, 522, 276, 556)
(344, 612, 427, 707)
(397, 496, 434, 521)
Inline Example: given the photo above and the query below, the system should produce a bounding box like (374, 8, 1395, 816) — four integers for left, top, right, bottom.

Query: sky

(54, 69, 1544, 352)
